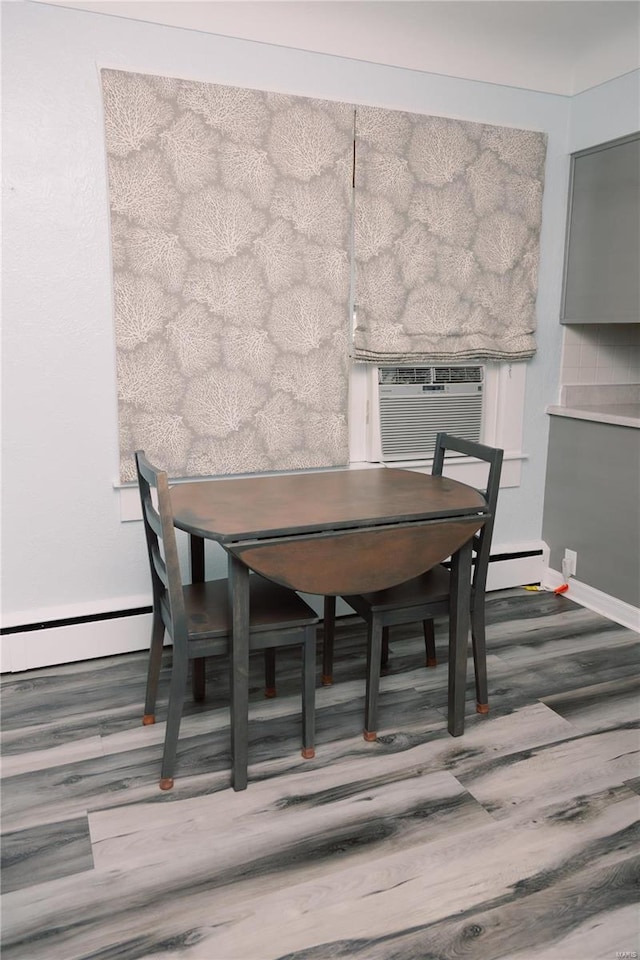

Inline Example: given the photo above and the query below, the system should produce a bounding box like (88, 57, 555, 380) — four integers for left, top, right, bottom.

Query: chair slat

(150, 542, 169, 590)
(144, 501, 163, 540)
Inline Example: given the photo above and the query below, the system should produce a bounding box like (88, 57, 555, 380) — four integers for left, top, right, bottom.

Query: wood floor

(1, 588, 639, 960)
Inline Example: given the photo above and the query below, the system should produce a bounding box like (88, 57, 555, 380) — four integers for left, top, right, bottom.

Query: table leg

(189, 534, 206, 701)
(229, 554, 250, 791)
(189, 534, 205, 583)
(363, 619, 383, 741)
(448, 537, 473, 737)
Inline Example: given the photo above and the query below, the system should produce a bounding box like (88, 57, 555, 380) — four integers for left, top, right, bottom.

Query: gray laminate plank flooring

(1, 588, 639, 960)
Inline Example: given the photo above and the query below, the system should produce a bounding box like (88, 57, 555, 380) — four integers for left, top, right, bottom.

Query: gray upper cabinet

(561, 133, 640, 323)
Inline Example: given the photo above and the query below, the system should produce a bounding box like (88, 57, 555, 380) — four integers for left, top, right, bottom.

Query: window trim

(348, 360, 527, 487)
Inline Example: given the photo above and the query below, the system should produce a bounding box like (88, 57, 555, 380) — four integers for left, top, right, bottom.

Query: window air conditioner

(376, 365, 484, 461)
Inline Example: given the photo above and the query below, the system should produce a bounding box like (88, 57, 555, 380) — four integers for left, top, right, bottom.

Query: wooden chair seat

(179, 576, 320, 641)
(344, 564, 451, 614)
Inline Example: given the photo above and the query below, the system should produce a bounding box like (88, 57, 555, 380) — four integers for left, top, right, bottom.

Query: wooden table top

(170, 467, 487, 543)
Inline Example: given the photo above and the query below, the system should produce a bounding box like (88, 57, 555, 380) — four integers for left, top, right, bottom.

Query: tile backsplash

(560, 323, 640, 385)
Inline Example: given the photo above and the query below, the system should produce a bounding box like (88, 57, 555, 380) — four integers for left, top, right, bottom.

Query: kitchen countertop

(546, 402, 640, 427)
(546, 384, 640, 428)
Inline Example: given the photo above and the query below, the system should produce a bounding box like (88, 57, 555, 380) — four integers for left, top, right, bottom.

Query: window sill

(116, 454, 525, 522)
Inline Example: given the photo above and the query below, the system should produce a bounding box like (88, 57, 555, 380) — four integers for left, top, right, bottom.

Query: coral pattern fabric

(101, 69, 352, 482)
(352, 106, 547, 363)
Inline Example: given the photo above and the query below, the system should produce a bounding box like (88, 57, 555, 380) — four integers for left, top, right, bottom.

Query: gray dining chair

(135, 450, 319, 790)
(321, 433, 503, 734)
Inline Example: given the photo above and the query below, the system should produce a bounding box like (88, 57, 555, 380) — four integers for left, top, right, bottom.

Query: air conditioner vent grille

(433, 366, 483, 383)
(379, 367, 433, 385)
(379, 365, 483, 385)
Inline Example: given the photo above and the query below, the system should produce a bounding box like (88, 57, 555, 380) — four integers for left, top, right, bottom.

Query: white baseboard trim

(1, 545, 546, 674)
(542, 567, 640, 634)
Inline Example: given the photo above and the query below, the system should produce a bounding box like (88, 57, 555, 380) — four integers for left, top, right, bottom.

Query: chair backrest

(135, 451, 188, 642)
(431, 433, 503, 595)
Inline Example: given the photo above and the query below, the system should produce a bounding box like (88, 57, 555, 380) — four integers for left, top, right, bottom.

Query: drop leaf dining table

(170, 466, 488, 791)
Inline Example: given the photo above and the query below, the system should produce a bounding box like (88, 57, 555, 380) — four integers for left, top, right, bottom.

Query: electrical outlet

(563, 549, 577, 578)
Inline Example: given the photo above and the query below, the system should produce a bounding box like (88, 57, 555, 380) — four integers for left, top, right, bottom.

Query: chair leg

(321, 596, 336, 685)
(143, 610, 165, 725)
(471, 596, 489, 714)
(301, 626, 316, 759)
(364, 619, 383, 742)
(159, 650, 189, 790)
(264, 648, 276, 699)
(381, 626, 390, 667)
(423, 619, 437, 668)
(191, 657, 206, 702)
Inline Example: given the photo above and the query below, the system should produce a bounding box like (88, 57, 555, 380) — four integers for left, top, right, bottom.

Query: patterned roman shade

(352, 105, 547, 364)
(101, 70, 353, 482)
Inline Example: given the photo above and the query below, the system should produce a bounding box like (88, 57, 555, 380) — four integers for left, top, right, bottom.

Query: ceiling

(33, 0, 640, 95)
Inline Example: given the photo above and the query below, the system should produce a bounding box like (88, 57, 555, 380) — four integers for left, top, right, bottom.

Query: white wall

(568, 70, 640, 152)
(1, 2, 577, 662)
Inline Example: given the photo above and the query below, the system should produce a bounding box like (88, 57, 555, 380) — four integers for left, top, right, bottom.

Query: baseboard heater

(0, 606, 153, 636)
(2, 549, 544, 671)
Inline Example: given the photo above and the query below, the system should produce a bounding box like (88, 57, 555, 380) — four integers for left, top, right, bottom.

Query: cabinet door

(561, 133, 639, 323)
